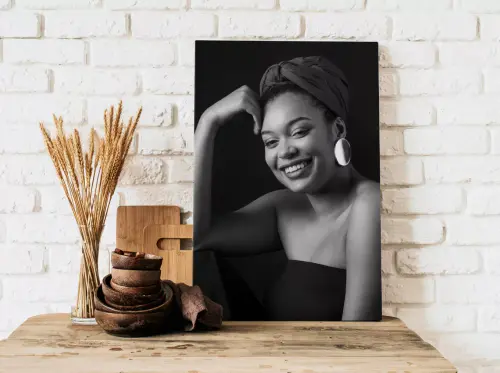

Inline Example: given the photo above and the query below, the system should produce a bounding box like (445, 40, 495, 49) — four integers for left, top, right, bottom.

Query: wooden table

(0, 313, 456, 372)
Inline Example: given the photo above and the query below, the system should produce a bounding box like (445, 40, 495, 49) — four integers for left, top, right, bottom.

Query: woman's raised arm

(195, 190, 283, 256)
(194, 85, 282, 256)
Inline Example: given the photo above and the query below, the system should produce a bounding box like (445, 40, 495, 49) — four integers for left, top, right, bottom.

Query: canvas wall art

(193, 40, 381, 321)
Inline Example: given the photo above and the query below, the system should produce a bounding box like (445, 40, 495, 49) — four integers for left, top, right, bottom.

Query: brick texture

(45, 12, 127, 38)
(90, 40, 175, 67)
(306, 14, 389, 40)
(219, 12, 301, 38)
(3, 40, 85, 65)
(0, 12, 40, 37)
(16, 0, 99, 9)
(368, 0, 452, 10)
(0, 67, 50, 93)
(281, 0, 363, 11)
(104, 0, 186, 9)
(132, 12, 216, 38)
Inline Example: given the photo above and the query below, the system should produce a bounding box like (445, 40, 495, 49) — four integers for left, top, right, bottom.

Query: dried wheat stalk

(40, 101, 142, 318)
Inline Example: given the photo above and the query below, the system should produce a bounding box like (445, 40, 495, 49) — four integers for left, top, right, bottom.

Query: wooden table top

(0, 313, 456, 372)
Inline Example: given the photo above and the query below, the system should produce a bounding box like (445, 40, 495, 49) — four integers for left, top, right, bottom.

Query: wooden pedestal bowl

(111, 268, 161, 287)
(111, 250, 163, 271)
(94, 282, 174, 337)
(94, 310, 168, 337)
(102, 274, 163, 306)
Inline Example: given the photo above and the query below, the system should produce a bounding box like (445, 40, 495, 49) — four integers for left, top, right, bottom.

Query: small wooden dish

(110, 280, 162, 295)
(94, 310, 168, 337)
(105, 296, 165, 312)
(94, 282, 173, 315)
(111, 250, 163, 271)
(111, 268, 161, 287)
(102, 274, 163, 306)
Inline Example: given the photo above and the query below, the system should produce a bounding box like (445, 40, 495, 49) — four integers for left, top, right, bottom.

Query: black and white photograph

(193, 40, 381, 322)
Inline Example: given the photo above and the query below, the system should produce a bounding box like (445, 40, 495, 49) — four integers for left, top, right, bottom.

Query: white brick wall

(393, 14, 477, 41)
(0, 67, 50, 93)
(379, 42, 436, 68)
(380, 100, 434, 126)
(45, 12, 127, 38)
(219, 12, 301, 38)
(382, 186, 464, 214)
(104, 0, 186, 10)
(281, 0, 364, 11)
(142, 67, 194, 94)
(368, 0, 452, 11)
(398, 69, 482, 96)
(0, 0, 10, 9)
(305, 14, 389, 40)
(90, 40, 176, 67)
(131, 12, 216, 38)
(3, 39, 85, 64)
(0, 1, 499, 371)
(0, 12, 40, 37)
(404, 128, 488, 155)
(192, 0, 275, 10)
(16, 0, 100, 9)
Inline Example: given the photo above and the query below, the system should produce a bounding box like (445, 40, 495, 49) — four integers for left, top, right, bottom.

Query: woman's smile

(279, 157, 313, 179)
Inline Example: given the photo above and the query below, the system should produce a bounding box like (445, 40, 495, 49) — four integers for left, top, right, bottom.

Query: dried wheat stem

(40, 102, 142, 319)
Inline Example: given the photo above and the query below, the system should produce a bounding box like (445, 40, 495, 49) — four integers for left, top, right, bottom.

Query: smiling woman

(193, 42, 381, 322)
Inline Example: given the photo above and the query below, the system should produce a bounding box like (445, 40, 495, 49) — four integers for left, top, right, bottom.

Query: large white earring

(334, 138, 351, 166)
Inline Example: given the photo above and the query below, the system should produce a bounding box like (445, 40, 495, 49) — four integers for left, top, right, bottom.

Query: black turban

(259, 56, 349, 120)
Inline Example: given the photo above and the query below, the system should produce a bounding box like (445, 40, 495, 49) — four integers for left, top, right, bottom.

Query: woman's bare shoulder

(350, 179, 380, 219)
(354, 179, 380, 201)
(260, 189, 306, 212)
(236, 189, 303, 215)
(264, 188, 301, 204)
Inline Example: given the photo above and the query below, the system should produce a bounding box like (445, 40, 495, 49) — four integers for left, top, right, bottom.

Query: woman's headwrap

(259, 56, 349, 120)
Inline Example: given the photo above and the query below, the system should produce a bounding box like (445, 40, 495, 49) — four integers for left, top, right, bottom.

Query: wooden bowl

(102, 274, 163, 306)
(95, 310, 168, 337)
(111, 268, 161, 287)
(111, 251, 163, 271)
(110, 279, 162, 295)
(105, 296, 165, 311)
(94, 282, 173, 315)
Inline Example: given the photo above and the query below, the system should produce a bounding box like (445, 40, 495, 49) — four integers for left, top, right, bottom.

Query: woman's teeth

(285, 161, 309, 175)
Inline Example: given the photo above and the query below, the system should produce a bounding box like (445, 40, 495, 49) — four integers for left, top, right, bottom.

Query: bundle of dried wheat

(40, 101, 142, 318)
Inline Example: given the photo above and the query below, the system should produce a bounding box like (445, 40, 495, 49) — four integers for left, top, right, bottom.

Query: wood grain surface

(143, 224, 193, 285)
(116, 205, 181, 252)
(116, 206, 193, 285)
(0, 313, 457, 373)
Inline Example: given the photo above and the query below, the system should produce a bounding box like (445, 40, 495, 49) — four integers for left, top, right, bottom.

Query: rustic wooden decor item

(116, 206, 193, 285)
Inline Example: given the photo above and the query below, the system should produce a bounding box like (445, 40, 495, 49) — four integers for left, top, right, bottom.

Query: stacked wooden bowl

(94, 249, 174, 336)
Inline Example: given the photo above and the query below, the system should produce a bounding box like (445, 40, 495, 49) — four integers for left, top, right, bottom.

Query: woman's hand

(199, 85, 262, 135)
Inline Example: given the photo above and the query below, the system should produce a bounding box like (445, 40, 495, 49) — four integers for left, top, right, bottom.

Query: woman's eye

(292, 128, 309, 137)
(264, 139, 278, 148)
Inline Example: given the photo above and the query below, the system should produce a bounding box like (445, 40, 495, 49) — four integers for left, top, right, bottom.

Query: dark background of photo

(195, 40, 380, 218)
(194, 40, 380, 320)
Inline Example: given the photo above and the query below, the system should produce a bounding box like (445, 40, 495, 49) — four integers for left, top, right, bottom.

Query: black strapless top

(263, 259, 346, 321)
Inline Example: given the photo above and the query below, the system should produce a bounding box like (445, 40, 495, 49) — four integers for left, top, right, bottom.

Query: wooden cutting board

(116, 206, 193, 285)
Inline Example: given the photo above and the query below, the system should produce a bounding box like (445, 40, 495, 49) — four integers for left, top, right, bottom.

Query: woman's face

(260, 91, 338, 193)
